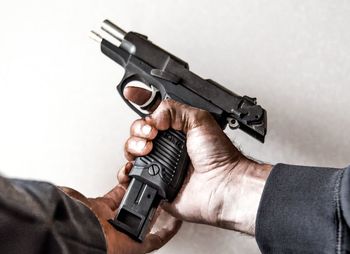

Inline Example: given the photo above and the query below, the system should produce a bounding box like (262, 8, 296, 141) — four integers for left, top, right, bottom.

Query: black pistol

(90, 20, 267, 242)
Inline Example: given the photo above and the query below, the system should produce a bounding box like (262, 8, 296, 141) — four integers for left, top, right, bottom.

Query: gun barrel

(101, 20, 127, 42)
(89, 30, 103, 43)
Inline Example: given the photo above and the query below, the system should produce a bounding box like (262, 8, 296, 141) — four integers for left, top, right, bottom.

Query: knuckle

(130, 119, 142, 133)
(125, 137, 147, 154)
(124, 137, 133, 151)
(125, 153, 134, 161)
(197, 109, 211, 119)
(189, 109, 212, 128)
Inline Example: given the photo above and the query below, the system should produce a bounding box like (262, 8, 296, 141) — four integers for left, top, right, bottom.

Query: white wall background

(0, 0, 350, 253)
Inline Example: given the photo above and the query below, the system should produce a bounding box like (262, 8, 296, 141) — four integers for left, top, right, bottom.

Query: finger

(123, 85, 161, 112)
(143, 234, 163, 253)
(130, 119, 158, 140)
(146, 99, 215, 133)
(103, 185, 127, 211)
(124, 136, 153, 157)
(117, 162, 133, 186)
(124, 150, 136, 161)
(125, 161, 133, 174)
(143, 210, 182, 253)
(123, 85, 152, 105)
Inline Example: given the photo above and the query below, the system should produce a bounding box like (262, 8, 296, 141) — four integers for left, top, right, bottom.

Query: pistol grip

(109, 129, 189, 241)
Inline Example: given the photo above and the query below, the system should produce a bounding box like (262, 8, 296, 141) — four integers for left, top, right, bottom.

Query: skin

(60, 85, 272, 253)
(122, 86, 273, 235)
(60, 163, 182, 254)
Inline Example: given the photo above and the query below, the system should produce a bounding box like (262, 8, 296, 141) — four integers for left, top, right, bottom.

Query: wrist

(217, 157, 272, 235)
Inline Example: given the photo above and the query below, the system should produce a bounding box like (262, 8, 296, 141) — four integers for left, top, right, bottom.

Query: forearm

(216, 162, 350, 253)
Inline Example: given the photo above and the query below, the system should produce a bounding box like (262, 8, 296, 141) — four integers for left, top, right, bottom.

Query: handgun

(90, 20, 267, 242)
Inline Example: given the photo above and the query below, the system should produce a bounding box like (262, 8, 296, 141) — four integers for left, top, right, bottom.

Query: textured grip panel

(129, 129, 189, 201)
(139, 130, 185, 184)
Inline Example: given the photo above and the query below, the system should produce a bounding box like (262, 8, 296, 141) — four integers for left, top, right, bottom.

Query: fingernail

(130, 140, 146, 152)
(142, 125, 152, 135)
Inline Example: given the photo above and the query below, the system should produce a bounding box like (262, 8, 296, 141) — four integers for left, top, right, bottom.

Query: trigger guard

(117, 76, 147, 118)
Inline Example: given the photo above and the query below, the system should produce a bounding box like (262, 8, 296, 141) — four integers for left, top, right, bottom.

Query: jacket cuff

(255, 163, 344, 253)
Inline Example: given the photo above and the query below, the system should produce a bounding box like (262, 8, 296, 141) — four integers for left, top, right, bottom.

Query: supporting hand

(61, 163, 182, 254)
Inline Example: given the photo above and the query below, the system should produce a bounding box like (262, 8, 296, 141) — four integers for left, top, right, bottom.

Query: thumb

(124, 85, 219, 134)
(103, 185, 127, 211)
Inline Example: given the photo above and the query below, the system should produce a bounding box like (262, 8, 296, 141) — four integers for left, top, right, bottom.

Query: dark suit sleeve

(256, 164, 350, 254)
(0, 176, 107, 254)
